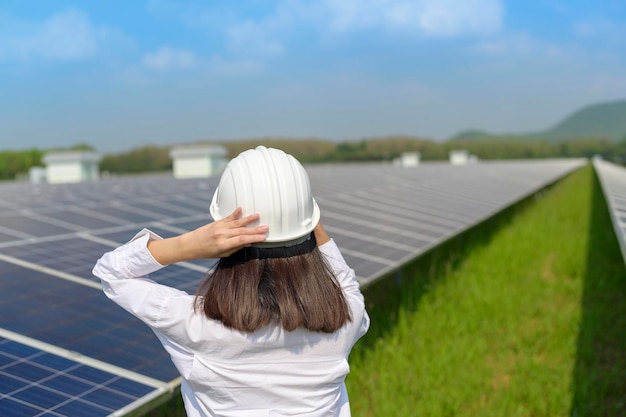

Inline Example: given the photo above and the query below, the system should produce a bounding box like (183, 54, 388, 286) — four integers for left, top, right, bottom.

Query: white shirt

(92, 229, 370, 417)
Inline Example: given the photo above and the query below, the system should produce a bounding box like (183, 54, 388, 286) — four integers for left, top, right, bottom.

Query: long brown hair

(194, 233, 351, 333)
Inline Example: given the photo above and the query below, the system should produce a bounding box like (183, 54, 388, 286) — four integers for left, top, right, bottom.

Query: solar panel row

(309, 160, 587, 281)
(591, 158, 626, 267)
(0, 158, 586, 416)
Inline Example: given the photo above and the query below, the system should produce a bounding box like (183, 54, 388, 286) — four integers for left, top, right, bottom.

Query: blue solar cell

(0, 373, 29, 393)
(0, 215, 76, 237)
(53, 399, 110, 417)
(0, 398, 41, 417)
(0, 340, 40, 357)
(3, 362, 55, 381)
(39, 210, 119, 229)
(66, 364, 116, 384)
(95, 206, 158, 223)
(127, 201, 193, 218)
(0, 230, 20, 243)
(82, 387, 137, 409)
(0, 353, 14, 367)
(107, 377, 154, 397)
(13, 386, 70, 409)
(42, 374, 93, 396)
(92, 229, 137, 243)
(30, 353, 77, 371)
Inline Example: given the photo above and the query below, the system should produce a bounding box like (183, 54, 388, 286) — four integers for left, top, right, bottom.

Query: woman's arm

(313, 221, 330, 246)
(147, 207, 268, 265)
(93, 208, 268, 327)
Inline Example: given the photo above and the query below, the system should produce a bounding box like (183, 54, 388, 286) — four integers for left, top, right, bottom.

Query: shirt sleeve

(91, 229, 190, 327)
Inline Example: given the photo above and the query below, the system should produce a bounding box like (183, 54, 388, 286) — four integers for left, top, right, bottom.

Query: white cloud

(154, 0, 504, 63)
(230, 0, 504, 39)
(575, 19, 617, 37)
(574, 19, 626, 48)
(469, 32, 568, 58)
(0, 9, 129, 61)
(38, 10, 98, 59)
(142, 47, 197, 70)
(225, 21, 285, 57)
(320, 0, 503, 36)
(0, 10, 96, 60)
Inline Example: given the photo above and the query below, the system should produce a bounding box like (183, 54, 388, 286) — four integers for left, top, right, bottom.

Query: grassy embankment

(349, 164, 626, 416)
(148, 164, 626, 416)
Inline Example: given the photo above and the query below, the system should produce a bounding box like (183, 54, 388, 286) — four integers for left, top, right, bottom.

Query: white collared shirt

(92, 230, 369, 417)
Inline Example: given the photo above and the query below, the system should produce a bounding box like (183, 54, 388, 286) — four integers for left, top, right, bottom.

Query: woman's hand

(148, 208, 268, 265)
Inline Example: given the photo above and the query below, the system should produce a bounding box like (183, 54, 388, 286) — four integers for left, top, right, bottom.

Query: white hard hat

(210, 146, 320, 247)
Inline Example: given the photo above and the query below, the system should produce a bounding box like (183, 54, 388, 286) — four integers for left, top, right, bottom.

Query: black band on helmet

(226, 232, 317, 264)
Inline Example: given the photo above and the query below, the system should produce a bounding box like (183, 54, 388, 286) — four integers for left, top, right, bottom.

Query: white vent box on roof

(400, 152, 421, 167)
(43, 151, 101, 184)
(449, 150, 470, 166)
(169, 145, 228, 179)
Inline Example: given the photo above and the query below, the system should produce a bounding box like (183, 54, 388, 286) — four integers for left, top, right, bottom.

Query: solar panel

(1, 238, 114, 282)
(592, 158, 626, 267)
(0, 335, 167, 417)
(38, 210, 120, 229)
(0, 259, 177, 381)
(0, 158, 586, 415)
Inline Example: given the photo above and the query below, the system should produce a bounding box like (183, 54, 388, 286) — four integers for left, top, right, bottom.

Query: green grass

(147, 164, 626, 416)
(348, 165, 626, 416)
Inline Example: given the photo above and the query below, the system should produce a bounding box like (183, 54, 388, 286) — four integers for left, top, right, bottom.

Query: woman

(93, 146, 370, 417)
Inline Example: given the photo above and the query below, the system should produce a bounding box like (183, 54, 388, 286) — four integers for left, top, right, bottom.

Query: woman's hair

(194, 233, 351, 333)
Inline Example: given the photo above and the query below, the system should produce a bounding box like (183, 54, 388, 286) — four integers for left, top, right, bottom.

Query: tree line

(1, 136, 625, 180)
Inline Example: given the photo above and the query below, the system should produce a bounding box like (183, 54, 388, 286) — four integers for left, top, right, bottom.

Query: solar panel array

(0, 334, 167, 417)
(592, 158, 626, 266)
(0, 158, 586, 416)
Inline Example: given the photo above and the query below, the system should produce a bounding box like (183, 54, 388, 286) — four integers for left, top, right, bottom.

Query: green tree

(100, 146, 171, 174)
(0, 149, 44, 180)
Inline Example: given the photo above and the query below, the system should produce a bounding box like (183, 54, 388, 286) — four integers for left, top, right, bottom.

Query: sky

(1, 0, 625, 153)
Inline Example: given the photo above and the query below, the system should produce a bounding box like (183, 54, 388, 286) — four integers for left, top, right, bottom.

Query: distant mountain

(450, 99, 626, 142)
(543, 100, 626, 141)
(448, 129, 492, 141)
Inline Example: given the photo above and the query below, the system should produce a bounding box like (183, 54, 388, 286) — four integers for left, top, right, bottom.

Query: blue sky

(1, 1, 625, 152)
